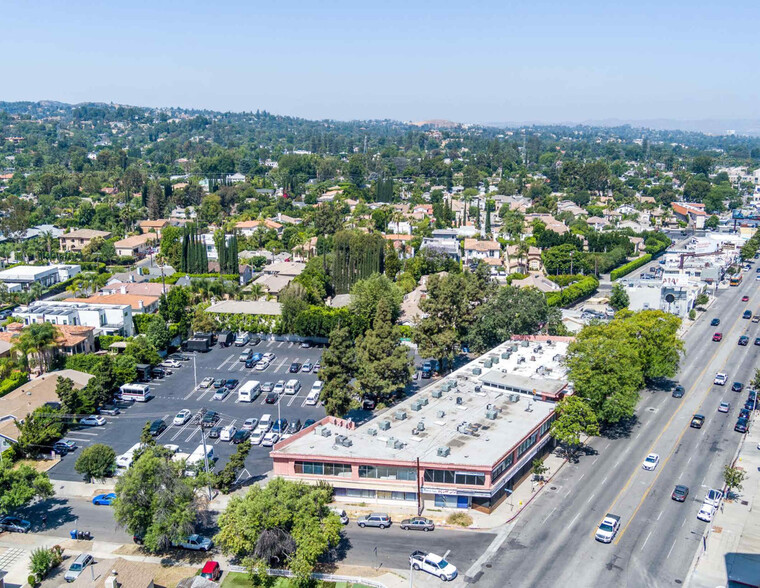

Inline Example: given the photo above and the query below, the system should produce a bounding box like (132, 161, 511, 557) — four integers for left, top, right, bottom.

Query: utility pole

(199, 424, 213, 500)
(193, 354, 197, 388)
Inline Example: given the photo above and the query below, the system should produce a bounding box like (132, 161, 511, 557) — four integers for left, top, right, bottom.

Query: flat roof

(206, 299, 282, 316)
(0, 265, 59, 280)
(273, 336, 571, 469)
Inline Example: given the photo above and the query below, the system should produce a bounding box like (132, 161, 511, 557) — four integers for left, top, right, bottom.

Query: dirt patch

(150, 562, 198, 588)
(112, 543, 144, 556)
(314, 563, 388, 578)
(14, 458, 59, 473)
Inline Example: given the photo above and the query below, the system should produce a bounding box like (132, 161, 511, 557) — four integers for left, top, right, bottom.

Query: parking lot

(49, 339, 327, 482)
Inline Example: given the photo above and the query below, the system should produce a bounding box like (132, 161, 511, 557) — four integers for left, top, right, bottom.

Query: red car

(200, 561, 221, 581)
(713, 332, 723, 342)
(742, 296, 750, 302)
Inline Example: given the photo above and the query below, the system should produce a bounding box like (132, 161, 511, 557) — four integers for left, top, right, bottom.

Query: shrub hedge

(546, 275, 599, 307)
(610, 254, 652, 281)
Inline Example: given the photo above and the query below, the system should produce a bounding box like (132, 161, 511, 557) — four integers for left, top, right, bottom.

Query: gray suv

(357, 513, 391, 528)
(64, 553, 93, 582)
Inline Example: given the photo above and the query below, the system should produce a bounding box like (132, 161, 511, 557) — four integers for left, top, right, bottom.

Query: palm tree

(14, 323, 60, 374)
(248, 283, 265, 300)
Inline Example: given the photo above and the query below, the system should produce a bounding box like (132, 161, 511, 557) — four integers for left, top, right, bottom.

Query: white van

(234, 332, 250, 346)
(116, 443, 144, 472)
(284, 379, 301, 395)
(258, 414, 273, 432)
(238, 380, 261, 403)
(185, 444, 215, 476)
(220, 425, 237, 441)
(305, 390, 320, 405)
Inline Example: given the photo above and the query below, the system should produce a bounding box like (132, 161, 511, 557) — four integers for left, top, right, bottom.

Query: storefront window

(294, 461, 352, 477)
(424, 469, 485, 486)
(358, 465, 416, 480)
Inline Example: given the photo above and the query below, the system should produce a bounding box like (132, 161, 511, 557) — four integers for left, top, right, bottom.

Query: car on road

(220, 425, 237, 441)
(690, 414, 705, 428)
(744, 310, 752, 319)
(642, 453, 660, 471)
(714, 373, 728, 386)
(53, 439, 77, 455)
(705, 488, 723, 508)
(755, 338, 760, 346)
(161, 359, 182, 369)
(261, 432, 280, 447)
(213, 378, 226, 388)
(672, 384, 685, 398)
(80, 415, 106, 426)
(712, 332, 723, 342)
(719, 401, 731, 413)
(732, 381, 744, 392)
(739, 336, 750, 346)
(200, 377, 215, 389)
(232, 429, 251, 444)
(272, 418, 288, 433)
(173, 409, 192, 426)
(200, 561, 222, 581)
(265, 391, 279, 404)
(208, 426, 222, 439)
(710, 318, 721, 326)
(273, 380, 285, 395)
(409, 550, 458, 581)
(243, 418, 258, 430)
(261, 381, 274, 393)
(357, 513, 391, 528)
(289, 362, 301, 373)
(697, 504, 716, 522)
(174, 534, 213, 551)
(64, 553, 94, 582)
(250, 429, 265, 445)
(92, 492, 116, 505)
(735, 417, 749, 433)
(400, 517, 435, 531)
(671, 485, 689, 502)
(754, 316, 760, 323)
(0, 516, 30, 533)
(742, 295, 750, 302)
(595, 513, 621, 543)
(301, 361, 313, 372)
(149, 419, 167, 436)
(201, 410, 220, 427)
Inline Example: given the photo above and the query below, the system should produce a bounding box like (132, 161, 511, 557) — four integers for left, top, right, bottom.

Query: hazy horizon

(3, 0, 759, 125)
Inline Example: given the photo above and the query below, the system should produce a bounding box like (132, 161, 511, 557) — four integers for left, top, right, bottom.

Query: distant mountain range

(484, 118, 760, 136)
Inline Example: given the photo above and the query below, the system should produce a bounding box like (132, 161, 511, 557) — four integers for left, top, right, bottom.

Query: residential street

(474, 274, 757, 587)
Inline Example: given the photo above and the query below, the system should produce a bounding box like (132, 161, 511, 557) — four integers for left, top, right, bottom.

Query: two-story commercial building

(15, 300, 135, 336)
(271, 336, 572, 513)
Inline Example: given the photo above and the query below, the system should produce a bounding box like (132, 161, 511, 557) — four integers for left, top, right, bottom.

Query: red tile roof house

(113, 233, 157, 259)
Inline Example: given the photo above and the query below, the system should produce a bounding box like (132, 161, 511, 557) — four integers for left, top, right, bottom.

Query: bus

(238, 380, 261, 403)
(730, 274, 743, 286)
(116, 443, 145, 473)
(118, 383, 153, 402)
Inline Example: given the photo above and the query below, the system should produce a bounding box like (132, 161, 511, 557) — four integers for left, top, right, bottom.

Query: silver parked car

(357, 513, 391, 528)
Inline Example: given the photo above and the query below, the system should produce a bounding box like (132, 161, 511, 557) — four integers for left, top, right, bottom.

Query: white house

(463, 239, 501, 265)
(16, 300, 135, 337)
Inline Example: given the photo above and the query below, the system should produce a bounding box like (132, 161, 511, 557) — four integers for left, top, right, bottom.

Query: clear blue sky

(2, 0, 758, 123)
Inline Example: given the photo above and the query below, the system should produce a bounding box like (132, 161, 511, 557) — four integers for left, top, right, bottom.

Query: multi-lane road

(478, 273, 757, 587)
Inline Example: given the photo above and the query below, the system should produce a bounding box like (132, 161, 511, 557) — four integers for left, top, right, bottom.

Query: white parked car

(173, 409, 192, 426)
(409, 550, 458, 581)
(273, 380, 285, 395)
(697, 504, 716, 522)
(242, 418, 258, 431)
(704, 488, 723, 508)
(220, 425, 237, 442)
(262, 352, 275, 362)
(161, 359, 182, 369)
(714, 373, 728, 386)
(200, 377, 215, 389)
(250, 430, 265, 445)
(311, 380, 324, 394)
(80, 415, 106, 426)
(255, 360, 270, 371)
(642, 453, 660, 471)
(262, 432, 280, 447)
(162, 444, 180, 454)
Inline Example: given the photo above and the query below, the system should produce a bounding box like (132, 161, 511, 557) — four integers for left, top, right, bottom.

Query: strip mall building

(271, 335, 573, 513)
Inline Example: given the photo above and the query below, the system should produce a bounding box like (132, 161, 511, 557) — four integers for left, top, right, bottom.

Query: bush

(29, 547, 56, 583)
(547, 274, 584, 287)
(0, 370, 29, 398)
(75, 443, 116, 481)
(150, 273, 238, 285)
(689, 309, 697, 320)
(446, 512, 473, 527)
(546, 275, 599, 307)
(610, 254, 652, 281)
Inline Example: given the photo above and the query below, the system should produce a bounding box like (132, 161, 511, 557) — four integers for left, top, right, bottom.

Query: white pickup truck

(595, 513, 621, 543)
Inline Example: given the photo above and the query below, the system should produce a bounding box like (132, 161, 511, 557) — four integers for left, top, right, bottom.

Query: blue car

(92, 492, 116, 506)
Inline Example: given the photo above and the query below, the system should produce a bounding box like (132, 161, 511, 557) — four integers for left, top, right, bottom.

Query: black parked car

(225, 379, 240, 390)
(732, 382, 745, 392)
(201, 411, 220, 427)
(286, 419, 302, 434)
(303, 419, 316, 429)
(289, 362, 301, 373)
(149, 419, 167, 436)
(208, 426, 223, 439)
(232, 429, 251, 444)
(735, 418, 749, 433)
(152, 367, 166, 379)
(265, 391, 279, 404)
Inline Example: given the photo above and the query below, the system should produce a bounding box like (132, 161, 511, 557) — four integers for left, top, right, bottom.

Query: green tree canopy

(349, 272, 403, 335)
(608, 282, 630, 311)
(74, 443, 116, 481)
(0, 457, 54, 517)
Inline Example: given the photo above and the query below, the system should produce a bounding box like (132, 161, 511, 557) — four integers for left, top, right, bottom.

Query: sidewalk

(687, 419, 760, 587)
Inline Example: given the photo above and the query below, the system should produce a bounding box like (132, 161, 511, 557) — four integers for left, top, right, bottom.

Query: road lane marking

(586, 492, 596, 505)
(541, 507, 557, 525)
(569, 512, 581, 527)
(687, 455, 693, 465)
(641, 530, 652, 551)
(681, 518, 686, 528)
(667, 539, 677, 558)
(592, 457, 599, 465)
(657, 510, 663, 520)
(577, 473, 585, 483)
(601, 475, 609, 486)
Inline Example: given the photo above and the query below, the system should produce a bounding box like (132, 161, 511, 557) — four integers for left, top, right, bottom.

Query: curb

(503, 456, 569, 525)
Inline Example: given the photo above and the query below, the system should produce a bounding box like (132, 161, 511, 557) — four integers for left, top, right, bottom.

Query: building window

(294, 461, 352, 477)
(517, 432, 539, 457)
(424, 469, 485, 486)
(358, 465, 416, 481)
(434, 495, 469, 508)
(539, 418, 553, 437)
(491, 453, 514, 482)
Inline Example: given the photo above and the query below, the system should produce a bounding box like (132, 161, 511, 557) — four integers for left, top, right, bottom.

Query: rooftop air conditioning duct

(437, 446, 450, 457)
(379, 420, 391, 431)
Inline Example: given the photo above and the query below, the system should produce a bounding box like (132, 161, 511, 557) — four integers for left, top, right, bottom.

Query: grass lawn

(221, 572, 372, 588)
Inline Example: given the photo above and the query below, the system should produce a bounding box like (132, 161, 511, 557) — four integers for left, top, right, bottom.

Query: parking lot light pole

(199, 425, 213, 501)
(193, 354, 197, 388)
(409, 557, 414, 588)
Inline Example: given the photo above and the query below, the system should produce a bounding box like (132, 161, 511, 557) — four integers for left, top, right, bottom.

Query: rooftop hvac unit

(517, 357, 526, 364)
(510, 394, 520, 402)
(411, 401, 422, 412)
(394, 440, 405, 450)
(417, 421, 425, 431)
(536, 365, 546, 375)
(521, 340, 530, 347)
(553, 354, 563, 362)
(437, 446, 450, 457)
(546, 339, 554, 346)
(379, 420, 391, 431)
(436, 410, 445, 418)
(340, 437, 353, 447)
(534, 345, 543, 353)
(486, 409, 498, 420)
(456, 396, 463, 405)
(316, 426, 331, 437)
(472, 367, 482, 375)
(474, 385, 482, 392)
(395, 409, 407, 421)
(386, 437, 397, 448)
(334, 434, 345, 445)
(490, 355, 500, 364)
(431, 389, 443, 398)
(449, 380, 458, 389)
(484, 359, 493, 368)
(367, 427, 377, 436)
(501, 351, 510, 359)
(420, 397, 429, 406)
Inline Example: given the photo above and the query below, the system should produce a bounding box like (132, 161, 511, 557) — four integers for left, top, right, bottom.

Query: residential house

(17, 301, 135, 336)
(512, 273, 561, 293)
(234, 220, 283, 237)
(65, 293, 159, 315)
(253, 261, 306, 297)
(672, 202, 707, 229)
(463, 239, 501, 265)
(0, 264, 81, 291)
(275, 213, 303, 225)
(138, 219, 172, 237)
(207, 261, 254, 284)
(101, 282, 169, 297)
(386, 220, 412, 235)
(69, 557, 156, 588)
(383, 234, 415, 259)
(200, 233, 234, 261)
(505, 245, 543, 273)
(557, 200, 587, 216)
(227, 172, 246, 183)
(420, 238, 460, 261)
(293, 237, 318, 261)
(0, 322, 95, 357)
(59, 229, 112, 252)
(586, 216, 610, 231)
(114, 234, 156, 259)
(0, 370, 93, 452)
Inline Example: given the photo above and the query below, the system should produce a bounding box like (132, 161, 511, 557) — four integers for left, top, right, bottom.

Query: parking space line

(183, 385, 202, 401)
(277, 341, 284, 348)
(216, 355, 234, 370)
(154, 415, 172, 440)
(74, 431, 100, 436)
(185, 426, 200, 443)
(170, 419, 195, 441)
(274, 358, 288, 373)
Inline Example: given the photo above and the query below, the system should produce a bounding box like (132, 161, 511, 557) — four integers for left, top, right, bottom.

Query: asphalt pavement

(475, 269, 759, 587)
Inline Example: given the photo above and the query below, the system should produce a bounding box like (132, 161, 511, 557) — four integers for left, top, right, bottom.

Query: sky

(2, 0, 758, 124)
